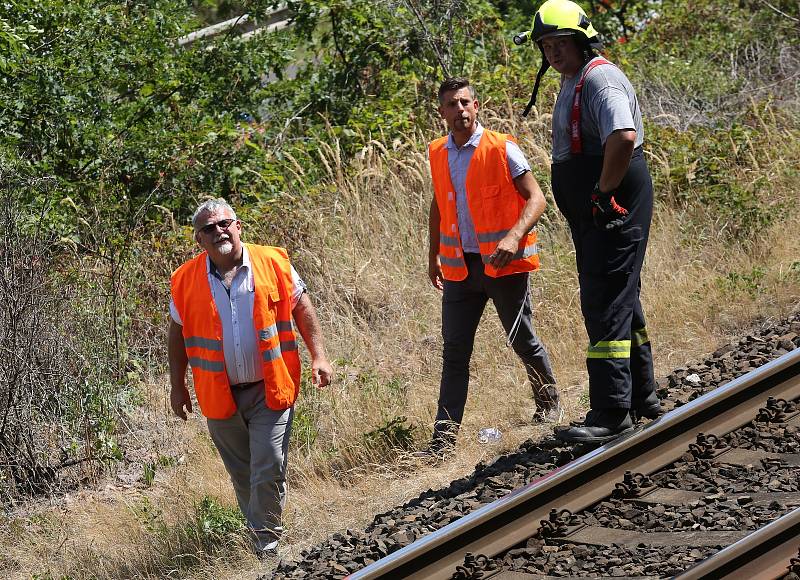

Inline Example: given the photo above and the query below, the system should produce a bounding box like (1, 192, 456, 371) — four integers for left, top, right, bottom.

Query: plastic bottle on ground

(478, 427, 502, 444)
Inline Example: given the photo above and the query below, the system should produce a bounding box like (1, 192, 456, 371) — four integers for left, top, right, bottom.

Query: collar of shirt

(445, 122, 484, 151)
(205, 245, 254, 292)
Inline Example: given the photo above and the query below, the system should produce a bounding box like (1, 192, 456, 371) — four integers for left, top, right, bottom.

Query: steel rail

(348, 347, 800, 580)
(675, 505, 800, 579)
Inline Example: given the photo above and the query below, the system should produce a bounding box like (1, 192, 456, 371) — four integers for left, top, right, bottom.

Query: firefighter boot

(632, 389, 661, 422)
(555, 408, 633, 444)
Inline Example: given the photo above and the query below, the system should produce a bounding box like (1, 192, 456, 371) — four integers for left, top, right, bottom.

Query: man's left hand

(591, 183, 628, 231)
(488, 234, 520, 269)
(312, 358, 333, 388)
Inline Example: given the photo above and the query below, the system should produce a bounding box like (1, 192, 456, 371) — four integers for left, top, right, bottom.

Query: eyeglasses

(197, 218, 235, 235)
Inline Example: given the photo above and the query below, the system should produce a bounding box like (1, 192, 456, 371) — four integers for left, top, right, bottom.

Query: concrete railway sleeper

(270, 314, 800, 580)
(347, 349, 800, 579)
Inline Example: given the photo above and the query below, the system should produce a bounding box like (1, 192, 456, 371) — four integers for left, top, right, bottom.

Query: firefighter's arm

(592, 129, 637, 231)
(598, 129, 636, 193)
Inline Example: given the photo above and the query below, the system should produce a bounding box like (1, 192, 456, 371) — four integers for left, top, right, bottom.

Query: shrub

(0, 170, 123, 503)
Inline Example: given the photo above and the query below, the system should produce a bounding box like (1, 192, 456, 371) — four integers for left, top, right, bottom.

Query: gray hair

(191, 198, 237, 230)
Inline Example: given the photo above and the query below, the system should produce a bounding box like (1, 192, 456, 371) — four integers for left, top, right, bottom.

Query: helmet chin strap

(522, 59, 550, 117)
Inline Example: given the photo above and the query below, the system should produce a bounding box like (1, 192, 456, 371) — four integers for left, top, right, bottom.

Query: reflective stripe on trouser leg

(582, 272, 636, 410)
(485, 270, 558, 406)
(435, 254, 487, 446)
(587, 340, 631, 358)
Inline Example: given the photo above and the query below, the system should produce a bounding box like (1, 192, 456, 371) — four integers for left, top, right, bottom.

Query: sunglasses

(197, 218, 235, 235)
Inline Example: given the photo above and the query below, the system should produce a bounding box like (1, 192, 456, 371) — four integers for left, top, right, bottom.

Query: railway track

(348, 347, 800, 579)
(271, 314, 800, 579)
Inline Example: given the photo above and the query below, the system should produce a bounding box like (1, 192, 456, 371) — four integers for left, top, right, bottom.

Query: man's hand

(591, 184, 628, 231)
(170, 385, 193, 420)
(428, 255, 444, 291)
(312, 358, 333, 388)
(488, 233, 521, 269)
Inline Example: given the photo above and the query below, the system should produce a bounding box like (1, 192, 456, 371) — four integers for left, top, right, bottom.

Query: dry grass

(2, 100, 798, 578)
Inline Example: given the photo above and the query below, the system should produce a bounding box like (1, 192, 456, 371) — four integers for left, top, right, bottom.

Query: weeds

(0, 172, 124, 503)
(363, 416, 417, 457)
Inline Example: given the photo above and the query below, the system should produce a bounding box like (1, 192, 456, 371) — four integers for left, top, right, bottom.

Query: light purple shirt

(169, 246, 306, 384)
(444, 123, 531, 252)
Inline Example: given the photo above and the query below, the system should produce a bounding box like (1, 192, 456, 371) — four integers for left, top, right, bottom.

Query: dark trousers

(551, 149, 657, 410)
(433, 254, 558, 444)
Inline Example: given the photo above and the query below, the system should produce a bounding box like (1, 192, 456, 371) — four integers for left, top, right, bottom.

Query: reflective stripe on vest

(477, 229, 511, 243)
(184, 336, 223, 350)
(259, 325, 278, 341)
(570, 58, 613, 155)
(187, 357, 225, 372)
(439, 253, 467, 269)
(262, 345, 282, 362)
(170, 244, 302, 419)
(429, 129, 539, 281)
(481, 242, 538, 264)
(440, 233, 459, 247)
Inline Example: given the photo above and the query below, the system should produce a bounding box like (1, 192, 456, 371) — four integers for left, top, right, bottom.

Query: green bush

(363, 416, 417, 455)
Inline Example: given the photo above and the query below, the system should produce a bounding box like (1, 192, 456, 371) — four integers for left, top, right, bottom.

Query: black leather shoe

(555, 408, 634, 444)
(632, 390, 662, 421)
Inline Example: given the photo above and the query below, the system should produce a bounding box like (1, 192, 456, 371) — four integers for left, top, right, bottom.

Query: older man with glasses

(167, 198, 332, 560)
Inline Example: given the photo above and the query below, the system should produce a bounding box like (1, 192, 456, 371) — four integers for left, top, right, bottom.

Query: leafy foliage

(624, 0, 800, 124)
(2, 0, 303, 235)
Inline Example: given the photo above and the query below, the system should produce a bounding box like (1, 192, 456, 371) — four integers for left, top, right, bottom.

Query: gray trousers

(206, 382, 293, 551)
(433, 253, 558, 445)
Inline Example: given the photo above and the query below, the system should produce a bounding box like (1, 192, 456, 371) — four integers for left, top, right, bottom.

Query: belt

(229, 380, 263, 391)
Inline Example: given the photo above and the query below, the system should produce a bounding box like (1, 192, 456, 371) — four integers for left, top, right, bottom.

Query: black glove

(591, 183, 628, 231)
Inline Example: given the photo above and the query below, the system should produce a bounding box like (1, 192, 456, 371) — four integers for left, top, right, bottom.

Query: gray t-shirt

(551, 57, 644, 163)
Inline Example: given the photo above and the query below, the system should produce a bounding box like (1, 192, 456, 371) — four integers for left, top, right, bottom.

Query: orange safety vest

(170, 244, 301, 419)
(429, 129, 539, 281)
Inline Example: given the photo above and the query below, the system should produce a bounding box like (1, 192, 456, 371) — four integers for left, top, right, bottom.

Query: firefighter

(521, 0, 660, 443)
